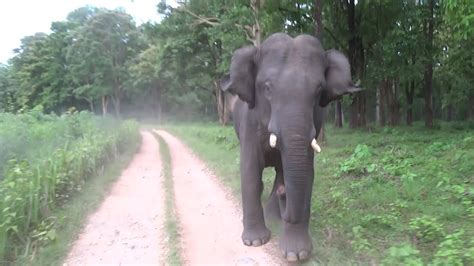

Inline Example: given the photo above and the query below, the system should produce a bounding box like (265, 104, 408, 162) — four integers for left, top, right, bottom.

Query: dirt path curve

(156, 130, 283, 265)
(64, 131, 165, 265)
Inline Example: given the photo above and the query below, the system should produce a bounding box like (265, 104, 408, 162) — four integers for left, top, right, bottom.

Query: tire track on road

(64, 131, 166, 265)
(155, 129, 283, 265)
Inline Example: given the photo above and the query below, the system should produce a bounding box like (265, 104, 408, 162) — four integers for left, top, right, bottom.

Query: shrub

(0, 111, 139, 262)
(432, 230, 473, 266)
(409, 216, 445, 243)
(337, 144, 376, 177)
(382, 243, 423, 266)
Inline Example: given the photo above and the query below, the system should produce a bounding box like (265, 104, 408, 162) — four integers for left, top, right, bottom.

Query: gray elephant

(221, 33, 360, 261)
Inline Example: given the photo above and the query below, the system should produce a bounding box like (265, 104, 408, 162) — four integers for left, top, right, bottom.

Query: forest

(0, 0, 472, 127)
(0, 0, 474, 264)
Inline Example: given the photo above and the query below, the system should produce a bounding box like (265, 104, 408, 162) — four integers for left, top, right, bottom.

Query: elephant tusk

(269, 134, 277, 148)
(311, 139, 321, 153)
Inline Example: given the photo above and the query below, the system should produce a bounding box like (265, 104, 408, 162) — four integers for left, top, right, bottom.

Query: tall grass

(0, 110, 139, 263)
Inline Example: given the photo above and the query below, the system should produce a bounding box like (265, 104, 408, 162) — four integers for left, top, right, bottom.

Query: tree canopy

(0, 0, 472, 126)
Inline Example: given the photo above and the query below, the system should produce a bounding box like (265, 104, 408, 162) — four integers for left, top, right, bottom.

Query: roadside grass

(17, 140, 140, 266)
(164, 122, 474, 265)
(153, 131, 183, 266)
(0, 111, 140, 264)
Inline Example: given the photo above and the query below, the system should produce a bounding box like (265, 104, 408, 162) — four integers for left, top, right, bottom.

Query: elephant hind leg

(264, 169, 284, 221)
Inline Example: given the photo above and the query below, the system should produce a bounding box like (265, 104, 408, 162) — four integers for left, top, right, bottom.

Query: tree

(67, 9, 139, 116)
(438, 0, 474, 120)
(0, 64, 13, 112)
(153, 0, 259, 124)
(2, 0, 472, 125)
(128, 43, 164, 120)
(8, 33, 66, 112)
(423, 0, 435, 128)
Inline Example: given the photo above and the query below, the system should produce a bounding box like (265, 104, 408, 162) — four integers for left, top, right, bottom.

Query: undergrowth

(0, 110, 140, 264)
(165, 122, 474, 265)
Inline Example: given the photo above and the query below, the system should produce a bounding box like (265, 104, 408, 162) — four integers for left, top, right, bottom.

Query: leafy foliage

(0, 1, 473, 122)
(432, 230, 473, 265)
(382, 243, 423, 266)
(409, 216, 445, 243)
(0, 110, 139, 262)
(337, 144, 375, 177)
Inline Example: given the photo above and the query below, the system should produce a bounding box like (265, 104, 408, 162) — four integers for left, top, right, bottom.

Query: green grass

(13, 140, 140, 266)
(0, 110, 140, 264)
(164, 122, 474, 265)
(153, 132, 183, 266)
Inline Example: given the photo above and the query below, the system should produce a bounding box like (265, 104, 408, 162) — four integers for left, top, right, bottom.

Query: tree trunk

(385, 79, 400, 126)
(88, 99, 95, 114)
(423, 61, 434, 127)
(378, 80, 386, 127)
(349, 97, 358, 129)
(376, 87, 380, 125)
(314, 0, 323, 40)
(469, 95, 474, 120)
(101, 96, 109, 116)
(157, 88, 162, 122)
(214, 80, 229, 125)
(406, 80, 415, 126)
(112, 95, 121, 118)
(447, 104, 454, 121)
(152, 85, 162, 122)
(250, 0, 262, 46)
(335, 100, 343, 128)
(358, 91, 367, 126)
(423, 0, 434, 128)
(347, 0, 366, 128)
(349, 91, 366, 128)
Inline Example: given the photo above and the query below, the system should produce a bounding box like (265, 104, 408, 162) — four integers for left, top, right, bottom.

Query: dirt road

(64, 130, 282, 265)
(64, 131, 166, 265)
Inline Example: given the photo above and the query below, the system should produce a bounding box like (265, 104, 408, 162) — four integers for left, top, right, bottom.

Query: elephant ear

(319, 49, 362, 107)
(220, 46, 257, 109)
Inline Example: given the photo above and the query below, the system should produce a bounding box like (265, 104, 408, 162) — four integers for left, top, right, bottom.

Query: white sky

(0, 0, 178, 64)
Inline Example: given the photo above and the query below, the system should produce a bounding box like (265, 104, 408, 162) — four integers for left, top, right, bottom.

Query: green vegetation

(0, 109, 139, 263)
(153, 132, 183, 265)
(165, 123, 474, 265)
(1, 1, 473, 126)
(0, 0, 471, 264)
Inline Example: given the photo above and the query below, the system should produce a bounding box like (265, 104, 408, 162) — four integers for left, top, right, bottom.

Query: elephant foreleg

(240, 144, 270, 247)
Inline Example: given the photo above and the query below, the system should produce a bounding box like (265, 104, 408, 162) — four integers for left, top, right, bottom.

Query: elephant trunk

(279, 113, 315, 225)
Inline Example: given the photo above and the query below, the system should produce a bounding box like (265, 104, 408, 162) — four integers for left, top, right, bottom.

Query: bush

(0, 111, 139, 262)
(432, 230, 473, 266)
(337, 144, 376, 177)
(408, 216, 445, 243)
(382, 243, 423, 266)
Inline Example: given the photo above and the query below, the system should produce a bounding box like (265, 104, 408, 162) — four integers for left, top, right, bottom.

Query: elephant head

(221, 33, 360, 260)
(222, 33, 359, 157)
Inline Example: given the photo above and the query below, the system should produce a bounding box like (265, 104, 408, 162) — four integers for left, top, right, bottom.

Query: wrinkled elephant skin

(221, 33, 360, 261)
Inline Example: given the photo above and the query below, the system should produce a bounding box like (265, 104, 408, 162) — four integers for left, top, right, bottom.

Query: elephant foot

(279, 222, 312, 262)
(242, 225, 271, 247)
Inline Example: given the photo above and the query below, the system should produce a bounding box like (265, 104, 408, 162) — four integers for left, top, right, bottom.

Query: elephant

(220, 33, 361, 262)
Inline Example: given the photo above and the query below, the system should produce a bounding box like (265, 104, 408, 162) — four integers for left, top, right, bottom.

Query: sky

(0, 0, 178, 64)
